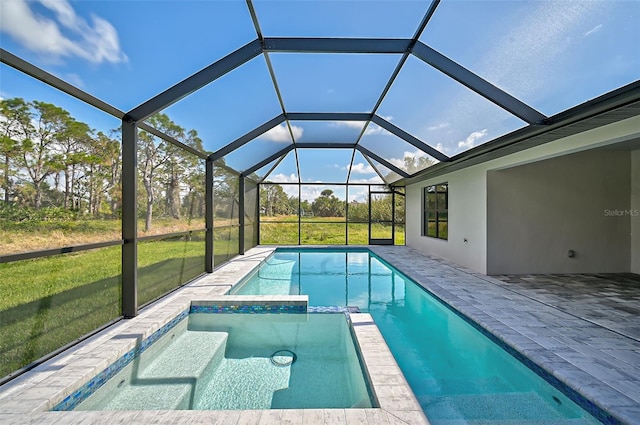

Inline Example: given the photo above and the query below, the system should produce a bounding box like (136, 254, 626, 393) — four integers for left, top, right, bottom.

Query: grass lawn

(1, 216, 404, 379)
(260, 217, 405, 245)
(0, 236, 209, 379)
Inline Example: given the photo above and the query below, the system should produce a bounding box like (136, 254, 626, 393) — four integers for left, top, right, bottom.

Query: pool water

(76, 313, 372, 410)
(232, 249, 601, 424)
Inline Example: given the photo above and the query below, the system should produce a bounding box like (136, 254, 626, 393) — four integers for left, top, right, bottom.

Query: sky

(1, 0, 639, 200)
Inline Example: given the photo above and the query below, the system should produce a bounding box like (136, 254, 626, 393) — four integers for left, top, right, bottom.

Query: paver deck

(1, 245, 639, 424)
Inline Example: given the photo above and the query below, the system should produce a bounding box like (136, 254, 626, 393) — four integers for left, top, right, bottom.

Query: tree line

(2, 97, 414, 231)
(260, 185, 404, 222)
(0, 98, 240, 232)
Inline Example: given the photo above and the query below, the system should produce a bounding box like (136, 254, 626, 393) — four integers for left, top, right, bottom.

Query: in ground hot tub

(68, 312, 373, 411)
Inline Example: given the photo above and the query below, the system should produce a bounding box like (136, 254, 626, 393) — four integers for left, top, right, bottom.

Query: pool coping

(0, 246, 428, 424)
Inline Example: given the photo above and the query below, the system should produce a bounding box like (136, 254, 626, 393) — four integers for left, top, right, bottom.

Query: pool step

(78, 329, 228, 410)
(137, 329, 228, 380)
(420, 391, 576, 421)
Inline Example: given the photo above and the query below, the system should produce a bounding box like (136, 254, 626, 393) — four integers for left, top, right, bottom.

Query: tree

(137, 114, 175, 231)
(260, 184, 292, 216)
(51, 118, 93, 210)
(311, 189, 345, 217)
(21, 101, 70, 208)
(404, 155, 435, 174)
(0, 98, 31, 203)
(85, 130, 121, 217)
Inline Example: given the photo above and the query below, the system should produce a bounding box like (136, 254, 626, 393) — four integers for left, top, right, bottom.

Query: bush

(0, 203, 76, 223)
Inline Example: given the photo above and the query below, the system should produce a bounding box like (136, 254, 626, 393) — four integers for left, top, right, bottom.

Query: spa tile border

(52, 309, 190, 411)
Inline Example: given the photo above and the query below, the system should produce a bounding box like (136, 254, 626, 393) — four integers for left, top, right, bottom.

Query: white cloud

(0, 0, 127, 64)
(348, 176, 384, 186)
(388, 149, 432, 170)
(259, 123, 304, 142)
(65, 73, 84, 88)
(329, 121, 365, 130)
(584, 24, 602, 37)
(428, 122, 450, 131)
(266, 173, 298, 183)
(457, 129, 488, 150)
(350, 162, 375, 174)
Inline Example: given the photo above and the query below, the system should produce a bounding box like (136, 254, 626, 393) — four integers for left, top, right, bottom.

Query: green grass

(0, 237, 206, 379)
(0, 217, 405, 379)
(260, 219, 405, 245)
(0, 246, 122, 378)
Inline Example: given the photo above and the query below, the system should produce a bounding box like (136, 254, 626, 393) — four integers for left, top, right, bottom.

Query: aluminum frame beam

(264, 38, 412, 54)
(258, 153, 288, 183)
(286, 112, 372, 121)
(412, 42, 547, 125)
(121, 119, 138, 318)
(205, 159, 214, 272)
(293, 142, 357, 149)
(1, 48, 124, 119)
(242, 144, 295, 177)
(209, 114, 285, 161)
(367, 1, 440, 117)
(138, 122, 208, 160)
(238, 177, 246, 255)
(371, 115, 449, 162)
(126, 39, 263, 122)
(355, 145, 410, 178)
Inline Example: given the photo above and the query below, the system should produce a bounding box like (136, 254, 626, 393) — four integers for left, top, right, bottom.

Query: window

(423, 183, 448, 240)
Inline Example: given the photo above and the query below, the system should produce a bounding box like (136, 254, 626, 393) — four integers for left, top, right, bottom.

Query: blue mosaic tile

(51, 308, 189, 411)
(189, 304, 306, 314)
(307, 306, 361, 313)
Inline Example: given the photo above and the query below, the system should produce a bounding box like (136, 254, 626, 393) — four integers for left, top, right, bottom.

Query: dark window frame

(422, 183, 448, 240)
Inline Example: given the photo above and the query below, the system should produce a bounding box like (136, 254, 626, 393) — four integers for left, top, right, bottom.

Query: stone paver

(492, 273, 640, 340)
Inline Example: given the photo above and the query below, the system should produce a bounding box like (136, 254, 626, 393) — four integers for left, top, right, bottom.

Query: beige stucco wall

(486, 150, 630, 274)
(631, 149, 640, 274)
(405, 116, 640, 274)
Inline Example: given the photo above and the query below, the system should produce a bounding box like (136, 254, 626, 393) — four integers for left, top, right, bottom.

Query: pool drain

(270, 349, 297, 367)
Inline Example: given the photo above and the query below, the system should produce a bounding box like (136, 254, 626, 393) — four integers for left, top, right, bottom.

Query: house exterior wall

(405, 116, 640, 274)
(632, 149, 640, 274)
(406, 166, 487, 273)
(486, 150, 630, 274)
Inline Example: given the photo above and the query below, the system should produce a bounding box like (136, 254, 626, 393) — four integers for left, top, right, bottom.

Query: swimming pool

(73, 312, 372, 410)
(231, 249, 602, 424)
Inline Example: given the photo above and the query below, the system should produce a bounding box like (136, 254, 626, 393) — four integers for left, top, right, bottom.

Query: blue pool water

(232, 249, 602, 424)
(75, 313, 372, 410)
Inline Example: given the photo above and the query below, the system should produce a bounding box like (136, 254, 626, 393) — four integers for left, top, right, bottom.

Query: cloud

(65, 73, 84, 88)
(0, 0, 127, 64)
(428, 122, 450, 131)
(329, 121, 365, 130)
(388, 149, 432, 169)
(350, 162, 375, 174)
(457, 129, 488, 150)
(266, 173, 297, 183)
(584, 24, 602, 37)
(348, 176, 384, 186)
(259, 123, 303, 142)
